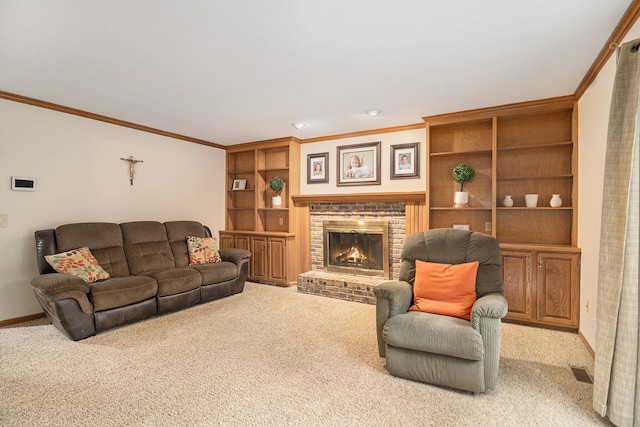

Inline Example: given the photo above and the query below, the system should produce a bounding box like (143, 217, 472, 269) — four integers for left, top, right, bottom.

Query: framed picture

(337, 142, 381, 186)
(307, 152, 329, 184)
(391, 142, 420, 179)
(232, 179, 246, 190)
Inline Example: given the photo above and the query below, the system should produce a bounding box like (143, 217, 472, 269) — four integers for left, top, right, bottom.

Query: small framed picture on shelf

(232, 179, 247, 190)
(391, 142, 419, 179)
(337, 141, 381, 186)
(307, 152, 329, 184)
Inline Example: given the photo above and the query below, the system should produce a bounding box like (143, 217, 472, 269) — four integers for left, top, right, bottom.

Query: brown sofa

(30, 220, 251, 340)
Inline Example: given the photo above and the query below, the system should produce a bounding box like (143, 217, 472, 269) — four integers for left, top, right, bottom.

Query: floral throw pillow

(187, 236, 222, 265)
(45, 247, 110, 283)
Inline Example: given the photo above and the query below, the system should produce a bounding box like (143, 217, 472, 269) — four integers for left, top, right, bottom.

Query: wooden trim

(0, 90, 225, 149)
(301, 123, 424, 143)
(578, 330, 595, 359)
(422, 96, 576, 125)
(405, 202, 427, 235)
(499, 243, 582, 253)
(292, 191, 426, 204)
(225, 136, 302, 152)
(574, 0, 640, 99)
(0, 312, 46, 327)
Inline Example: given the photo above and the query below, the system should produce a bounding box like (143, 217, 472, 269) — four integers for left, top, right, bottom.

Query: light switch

(0, 214, 7, 228)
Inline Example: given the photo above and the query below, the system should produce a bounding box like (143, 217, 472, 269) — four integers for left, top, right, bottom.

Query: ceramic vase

(550, 194, 562, 208)
(525, 194, 539, 207)
(503, 195, 514, 207)
(272, 195, 282, 207)
(454, 191, 468, 208)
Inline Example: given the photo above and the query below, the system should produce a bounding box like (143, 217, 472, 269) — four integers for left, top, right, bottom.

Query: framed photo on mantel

(337, 141, 381, 187)
(307, 152, 329, 184)
(391, 142, 419, 179)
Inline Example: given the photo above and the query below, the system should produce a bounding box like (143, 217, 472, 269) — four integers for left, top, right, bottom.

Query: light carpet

(0, 282, 610, 426)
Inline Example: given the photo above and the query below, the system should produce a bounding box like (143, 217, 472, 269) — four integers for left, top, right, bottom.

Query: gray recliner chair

(373, 228, 508, 393)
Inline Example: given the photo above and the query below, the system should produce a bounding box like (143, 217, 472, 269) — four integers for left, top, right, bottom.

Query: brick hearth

(296, 201, 406, 304)
(297, 270, 386, 305)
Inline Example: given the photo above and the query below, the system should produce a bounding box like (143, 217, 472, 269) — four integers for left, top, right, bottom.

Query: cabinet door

(250, 236, 268, 281)
(220, 233, 235, 250)
(235, 235, 250, 251)
(537, 252, 579, 328)
(267, 237, 287, 284)
(502, 250, 534, 321)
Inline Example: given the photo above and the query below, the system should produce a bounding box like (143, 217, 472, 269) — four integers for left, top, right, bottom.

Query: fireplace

(323, 220, 389, 279)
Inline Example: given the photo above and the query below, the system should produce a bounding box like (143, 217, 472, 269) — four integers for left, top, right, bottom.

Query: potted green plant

(269, 176, 284, 207)
(452, 163, 475, 208)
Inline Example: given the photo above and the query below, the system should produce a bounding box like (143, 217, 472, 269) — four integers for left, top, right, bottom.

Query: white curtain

(593, 38, 640, 427)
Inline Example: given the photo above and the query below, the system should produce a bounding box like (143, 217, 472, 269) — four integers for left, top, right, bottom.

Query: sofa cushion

(187, 236, 222, 265)
(45, 247, 110, 283)
(89, 276, 158, 312)
(121, 221, 175, 275)
(55, 223, 129, 277)
(164, 221, 207, 268)
(383, 311, 484, 361)
(409, 260, 479, 321)
(147, 268, 202, 297)
(190, 261, 238, 285)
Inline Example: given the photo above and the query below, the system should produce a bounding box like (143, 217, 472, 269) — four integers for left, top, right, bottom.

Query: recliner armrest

(373, 280, 413, 357)
(373, 280, 413, 316)
(470, 293, 508, 329)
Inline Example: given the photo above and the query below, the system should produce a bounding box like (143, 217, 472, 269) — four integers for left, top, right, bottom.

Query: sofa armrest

(373, 280, 413, 357)
(31, 274, 94, 314)
(218, 248, 251, 265)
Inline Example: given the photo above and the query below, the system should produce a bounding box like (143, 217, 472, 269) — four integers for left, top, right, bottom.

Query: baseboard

(0, 312, 46, 327)
(578, 330, 595, 359)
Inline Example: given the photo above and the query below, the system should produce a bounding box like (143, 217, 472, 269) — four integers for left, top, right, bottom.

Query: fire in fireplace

(323, 220, 389, 279)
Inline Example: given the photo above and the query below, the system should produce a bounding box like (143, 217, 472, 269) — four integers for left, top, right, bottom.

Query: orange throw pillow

(409, 260, 479, 320)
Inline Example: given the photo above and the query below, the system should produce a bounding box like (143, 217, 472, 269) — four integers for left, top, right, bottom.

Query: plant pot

(272, 195, 282, 207)
(454, 191, 468, 208)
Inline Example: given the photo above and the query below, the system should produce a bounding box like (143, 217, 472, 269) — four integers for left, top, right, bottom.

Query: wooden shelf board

(497, 174, 573, 181)
(258, 167, 289, 172)
(497, 207, 573, 210)
(430, 149, 492, 157)
(430, 207, 492, 211)
(497, 141, 573, 151)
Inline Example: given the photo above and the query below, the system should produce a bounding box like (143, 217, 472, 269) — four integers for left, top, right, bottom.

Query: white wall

(300, 128, 426, 194)
(0, 99, 226, 322)
(578, 22, 640, 347)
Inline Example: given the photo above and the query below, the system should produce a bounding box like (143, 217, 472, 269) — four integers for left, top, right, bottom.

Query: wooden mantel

(291, 192, 426, 205)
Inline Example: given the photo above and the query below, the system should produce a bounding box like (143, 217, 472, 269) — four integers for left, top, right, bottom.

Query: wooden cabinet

(250, 235, 289, 284)
(502, 247, 580, 330)
(220, 232, 250, 251)
(424, 97, 581, 330)
(222, 137, 307, 286)
(220, 231, 293, 286)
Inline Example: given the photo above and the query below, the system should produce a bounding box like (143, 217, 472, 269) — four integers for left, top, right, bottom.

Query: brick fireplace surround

(297, 201, 406, 304)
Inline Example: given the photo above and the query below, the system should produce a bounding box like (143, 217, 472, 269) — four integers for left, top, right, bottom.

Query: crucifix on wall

(120, 156, 144, 185)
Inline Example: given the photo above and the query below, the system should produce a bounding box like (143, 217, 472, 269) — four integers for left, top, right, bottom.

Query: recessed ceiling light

(365, 110, 382, 117)
(291, 123, 306, 130)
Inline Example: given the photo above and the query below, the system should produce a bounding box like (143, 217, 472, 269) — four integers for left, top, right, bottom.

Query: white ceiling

(0, 1, 634, 146)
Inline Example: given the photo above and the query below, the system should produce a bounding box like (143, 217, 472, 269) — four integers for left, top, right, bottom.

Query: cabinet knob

(538, 256, 543, 270)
